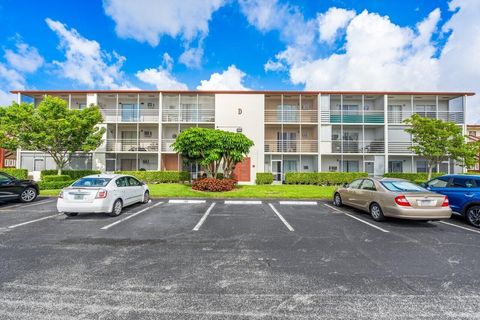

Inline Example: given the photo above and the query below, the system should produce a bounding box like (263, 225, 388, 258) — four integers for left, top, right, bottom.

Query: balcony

(321, 110, 384, 124)
(264, 140, 318, 153)
(387, 111, 464, 124)
(325, 140, 385, 153)
(106, 139, 159, 152)
(388, 141, 413, 154)
(264, 110, 318, 123)
(161, 139, 176, 152)
(162, 109, 215, 123)
(100, 108, 159, 123)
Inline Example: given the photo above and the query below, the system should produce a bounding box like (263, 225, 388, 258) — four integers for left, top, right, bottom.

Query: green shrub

(285, 172, 368, 186)
(256, 173, 273, 185)
(0, 168, 28, 180)
(43, 175, 71, 182)
(114, 170, 190, 183)
(38, 180, 75, 190)
(216, 173, 224, 179)
(383, 172, 444, 183)
(40, 170, 101, 180)
(192, 178, 237, 192)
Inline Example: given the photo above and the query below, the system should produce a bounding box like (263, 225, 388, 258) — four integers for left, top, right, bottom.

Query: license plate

(417, 200, 435, 206)
(74, 194, 84, 200)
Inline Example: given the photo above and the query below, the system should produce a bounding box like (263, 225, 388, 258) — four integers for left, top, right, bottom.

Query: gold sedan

(332, 178, 452, 222)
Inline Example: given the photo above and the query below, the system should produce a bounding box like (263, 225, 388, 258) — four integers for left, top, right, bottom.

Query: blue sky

(0, 0, 478, 120)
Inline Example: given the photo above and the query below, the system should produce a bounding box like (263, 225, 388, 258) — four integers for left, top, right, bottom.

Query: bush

(38, 180, 75, 190)
(114, 170, 190, 183)
(0, 168, 28, 180)
(256, 173, 273, 185)
(383, 172, 444, 183)
(285, 172, 368, 186)
(43, 175, 71, 182)
(40, 170, 101, 180)
(192, 178, 237, 192)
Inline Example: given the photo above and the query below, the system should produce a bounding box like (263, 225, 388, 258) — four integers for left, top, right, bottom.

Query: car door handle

(465, 193, 474, 197)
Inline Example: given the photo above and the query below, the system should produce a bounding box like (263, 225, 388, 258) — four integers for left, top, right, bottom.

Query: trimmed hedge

(114, 170, 190, 183)
(192, 178, 237, 192)
(0, 168, 28, 180)
(383, 173, 444, 183)
(40, 170, 101, 180)
(43, 175, 71, 182)
(285, 172, 369, 186)
(38, 180, 75, 190)
(256, 173, 273, 185)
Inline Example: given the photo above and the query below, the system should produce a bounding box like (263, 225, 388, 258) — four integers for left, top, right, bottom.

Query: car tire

(19, 187, 38, 203)
(142, 191, 150, 204)
(64, 212, 78, 217)
(333, 193, 343, 207)
(108, 199, 123, 217)
(370, 203, 386, 222)
(465, 205, 480, 228)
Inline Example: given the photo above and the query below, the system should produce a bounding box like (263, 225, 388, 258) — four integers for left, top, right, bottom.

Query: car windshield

(71, 178, 111, 187)
(381, 181, 426, 192)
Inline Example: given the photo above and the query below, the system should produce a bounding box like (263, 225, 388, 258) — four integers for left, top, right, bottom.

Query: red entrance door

(232, 157, 251, 182)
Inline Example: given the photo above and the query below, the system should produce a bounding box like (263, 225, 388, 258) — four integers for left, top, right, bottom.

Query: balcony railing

(162, 108, 215, 123)
(100, 109, 159, 122)
(161, 139, 176, 152)
(388, 111, 464, 124)
(264, 110, 318, 123)
(324, 140, 385, 153)
(264, 140, 318, 153)
(106, 139, 159, 152)
(320, 110, 385, 124)
(388, 141, 413, 154)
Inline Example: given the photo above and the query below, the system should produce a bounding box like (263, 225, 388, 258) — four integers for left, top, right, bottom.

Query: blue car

(424, 174, 480, 228)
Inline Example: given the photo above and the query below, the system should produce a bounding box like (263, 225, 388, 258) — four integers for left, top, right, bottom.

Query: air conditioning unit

(144, 130, 153, 138)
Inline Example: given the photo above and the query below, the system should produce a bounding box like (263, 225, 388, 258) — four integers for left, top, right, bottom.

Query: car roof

(82, 174, 127, 179)
(366, 177, 409, 182)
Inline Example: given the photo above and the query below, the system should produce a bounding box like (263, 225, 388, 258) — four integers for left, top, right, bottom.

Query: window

(388, 161, 403, 173)
(0, 173, 12, 184)
(127, 176, 141, 186)
(416, 160, 437, 173)
(450, 178, 476, 188)
(469, 131, 476, 136)
(426, 177, 449, 188)
(115, 177, 129, 187)
(348, 179, 363, 189)
(361, 179, 376, 191)
(283, 160, 298, 173)
(342, 160, 359, 172)
(72, 178, 111, 187)
(382, 181, 426, 192)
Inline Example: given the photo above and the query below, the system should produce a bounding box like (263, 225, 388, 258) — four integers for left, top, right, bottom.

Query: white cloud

(4, 40, 44, 73)
(317, 7, 356, 44)
(264, 59, 286, 72)
(179, 46, 204, 69)
(135, 53, 188, 90)
(46, 18, 131, 89)
(0, 63, 25, 105)
(197, 65, 249, 90)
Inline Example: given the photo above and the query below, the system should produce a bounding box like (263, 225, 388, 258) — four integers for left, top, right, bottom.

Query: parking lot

(0, 197, 480, 319)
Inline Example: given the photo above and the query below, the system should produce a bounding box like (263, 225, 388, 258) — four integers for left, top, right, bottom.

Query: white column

(16, 92, 21, 104)
(317, 93, 322, 172)
(158, 92, 162, 171)
(384, 94, 388, 175)
(86, 93, 98, 107)
(68, 94, 72, 109)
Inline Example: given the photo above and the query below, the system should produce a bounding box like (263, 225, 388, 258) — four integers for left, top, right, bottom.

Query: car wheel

(465, 205, 480, 228)
(333, 193, 343, 207)
(370, 203, 386, 222)
(108, 199, 123, 217)
(19, 187, 38, 203)
(64, 212, 78, 217)
(142, 191, 150, 204)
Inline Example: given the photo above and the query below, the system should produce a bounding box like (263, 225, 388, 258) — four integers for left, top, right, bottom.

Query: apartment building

(11, 90, 473, 183)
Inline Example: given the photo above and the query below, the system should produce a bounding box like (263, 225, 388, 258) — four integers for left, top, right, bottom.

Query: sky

(0, 0, 479, 122)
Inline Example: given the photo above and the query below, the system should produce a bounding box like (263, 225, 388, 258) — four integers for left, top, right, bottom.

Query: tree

(172, 127, 254, 179)
(404, 114, 480, 179)
(0, 95, 105, 175)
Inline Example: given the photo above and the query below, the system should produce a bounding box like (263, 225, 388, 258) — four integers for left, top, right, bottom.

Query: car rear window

(381, 181, 426, 192)
(72, 178, 111, 187)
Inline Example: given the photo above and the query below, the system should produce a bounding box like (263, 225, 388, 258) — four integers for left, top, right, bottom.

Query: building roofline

(9, 89, 476, 96)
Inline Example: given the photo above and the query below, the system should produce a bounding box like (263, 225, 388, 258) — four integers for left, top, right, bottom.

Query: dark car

(0, 172, 39, 203)
(424, 174, 480, 228)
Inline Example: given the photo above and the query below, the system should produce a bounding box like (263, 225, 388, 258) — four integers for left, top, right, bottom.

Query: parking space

(1, 197, 480, 318)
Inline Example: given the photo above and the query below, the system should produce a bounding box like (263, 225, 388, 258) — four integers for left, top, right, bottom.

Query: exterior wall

(215, 93, 265, 183)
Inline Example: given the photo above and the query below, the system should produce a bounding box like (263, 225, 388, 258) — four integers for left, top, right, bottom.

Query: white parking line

(100, 202, 163, 230)
(192, 202, 216, 231)
(439, 221, 480, 235)
(279, 201, 317, 206)
(7, 213, 62, 229)
(169, 199, 206, 204)
(268, 204, 294, 232)
(323, 203, 390, 233)
(224, 200, 262, 205)
(0, 199, 56, 211)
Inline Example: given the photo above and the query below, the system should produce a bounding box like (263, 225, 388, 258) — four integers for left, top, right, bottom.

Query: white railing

(161, 139, 176, 152)
(320, 110, 385, 123)
(388, 111, 464, 124)
(100, 109, 159, 122)
(323, 140, 385, 153)
(388, 141, 413, 154)
(162, 108, 215, 123)
(106, 139, 159, 152)
(264, 110, 318, 123)
(264, 140, 318, 153)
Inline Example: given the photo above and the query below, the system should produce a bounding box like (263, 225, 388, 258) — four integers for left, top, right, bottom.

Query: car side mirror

(141, 181, 146, 185)
(343, 183, 349, 188)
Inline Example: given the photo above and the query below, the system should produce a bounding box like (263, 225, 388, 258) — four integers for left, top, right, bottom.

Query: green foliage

(383, 172, 444, 183)
(114, 171, 190, 183)
(41, 170, 101, 180)
(0, 96, 105, 175)
(285, 172, 368, 185)
(38, 180, 75, 190)
(404, 114, 480, 179)
(256, 173, 274, 185)
(172, 127, 254, 179)
(0, 168, 28, 179)
(42, 175, 71, 182)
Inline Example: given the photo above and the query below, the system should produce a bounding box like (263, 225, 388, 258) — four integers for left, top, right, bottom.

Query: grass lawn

(40, 184, 337, 199)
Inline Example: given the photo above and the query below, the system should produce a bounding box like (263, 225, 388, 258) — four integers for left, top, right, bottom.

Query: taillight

(395, 195, 411, 207)
(442, 196, 449, 207)
(59, 191, 63, 199)
(96, 190, 108, 199)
